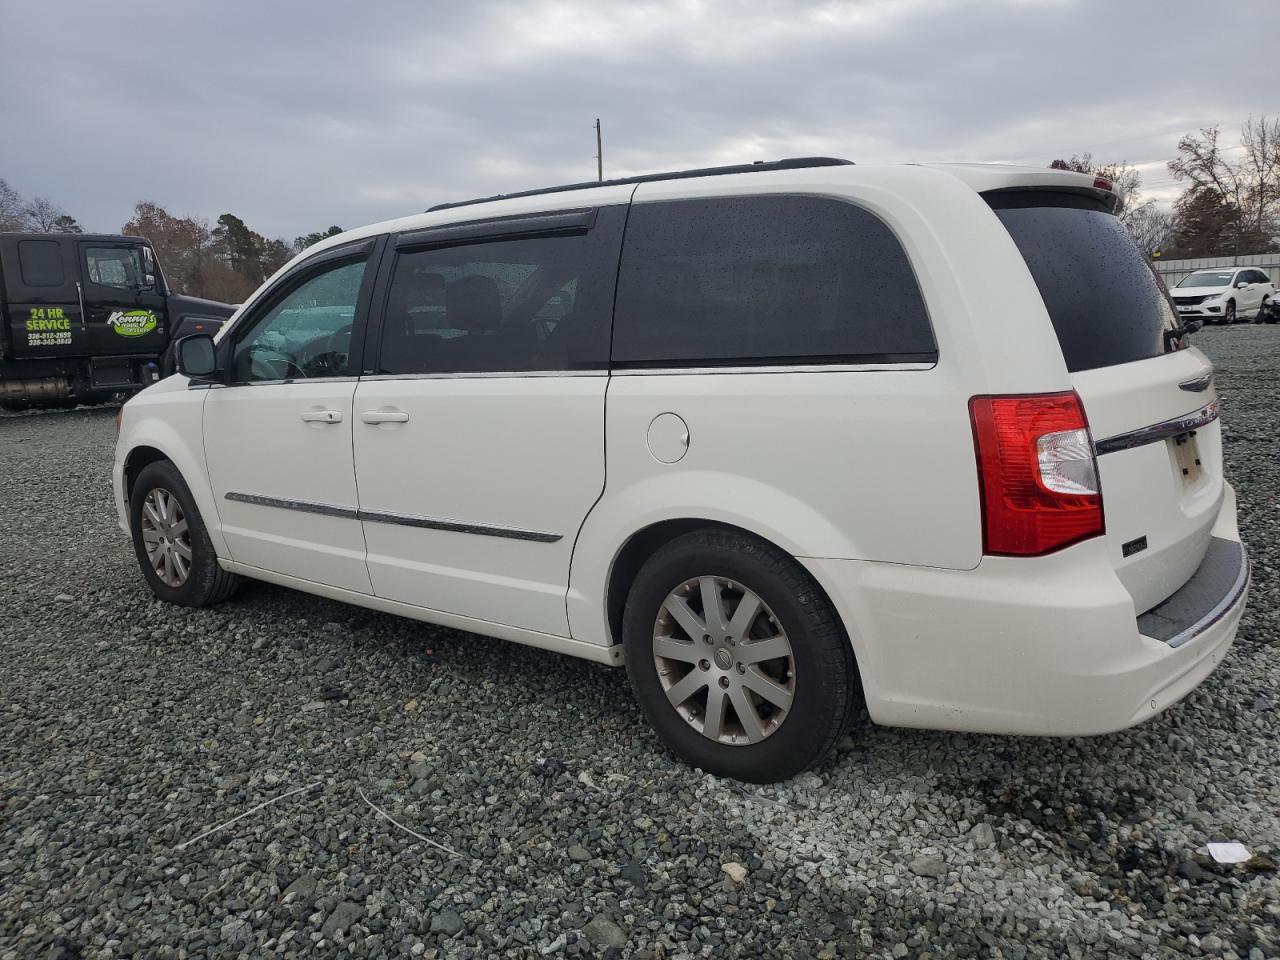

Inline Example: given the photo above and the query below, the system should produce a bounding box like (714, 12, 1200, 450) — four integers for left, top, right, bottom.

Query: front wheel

(622, 528, 858, 783)
(129, 460, 240, 606)
(1224, 301, 1237, 325)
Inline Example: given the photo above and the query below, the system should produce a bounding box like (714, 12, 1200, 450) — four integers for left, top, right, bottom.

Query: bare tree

(22, 196, 70, 232)
(1168, 116, 1280, 252)
(1125, 204, 1174, 258)
(0, 178, 27, 231)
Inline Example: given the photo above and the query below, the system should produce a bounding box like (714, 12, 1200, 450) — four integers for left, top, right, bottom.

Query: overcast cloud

(2, 0, 1277, 239)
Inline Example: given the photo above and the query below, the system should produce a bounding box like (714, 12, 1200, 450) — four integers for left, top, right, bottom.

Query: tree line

(2, 177, 341, 304)
(1050, 115, 1279, 260)
(4, 115, 1278, 303)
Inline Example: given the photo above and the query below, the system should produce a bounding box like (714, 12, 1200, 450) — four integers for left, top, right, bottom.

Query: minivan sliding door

(352, 205, 627, 637)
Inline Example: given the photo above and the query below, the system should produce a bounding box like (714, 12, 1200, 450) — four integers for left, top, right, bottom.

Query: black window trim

(214, 236, 383, 386)
(395, 208, 597, 251)
(608, 191, 940, 371)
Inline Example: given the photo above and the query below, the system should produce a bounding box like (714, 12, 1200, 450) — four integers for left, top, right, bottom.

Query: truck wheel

(129, 460, 240, 607)
(622, 527, 858, 783)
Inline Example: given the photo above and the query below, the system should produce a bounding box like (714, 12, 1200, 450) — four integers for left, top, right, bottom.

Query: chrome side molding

(224, 492, 561, 543)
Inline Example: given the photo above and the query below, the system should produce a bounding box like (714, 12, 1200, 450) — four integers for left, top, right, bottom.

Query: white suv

(114, 158, 1249, 783)
(1170, 267, 1274, 324)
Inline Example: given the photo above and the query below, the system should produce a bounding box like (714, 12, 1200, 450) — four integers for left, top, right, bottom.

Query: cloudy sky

(2, 0, 1277, 240)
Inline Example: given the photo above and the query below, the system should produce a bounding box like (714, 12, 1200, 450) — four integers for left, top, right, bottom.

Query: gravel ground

(1, 327, 1278, 960)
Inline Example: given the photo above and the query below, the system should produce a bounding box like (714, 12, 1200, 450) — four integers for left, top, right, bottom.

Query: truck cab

(0, 232, 235, 405)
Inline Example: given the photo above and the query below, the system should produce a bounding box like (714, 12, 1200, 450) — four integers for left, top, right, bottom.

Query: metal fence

(1152, 253, 1280, 288)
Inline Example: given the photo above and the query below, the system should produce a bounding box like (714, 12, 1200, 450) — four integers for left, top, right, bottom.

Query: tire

(1224, 301, 1236, 325)
(1257, 298, 1270, 324)
(128, 459, 240, 607)
(622, 527, 858, 783)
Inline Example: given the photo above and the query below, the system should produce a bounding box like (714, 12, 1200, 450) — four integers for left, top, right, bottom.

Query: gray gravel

(2, 326, 1278, 959)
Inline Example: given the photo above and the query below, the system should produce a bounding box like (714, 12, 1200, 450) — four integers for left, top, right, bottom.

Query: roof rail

(426, 156, 853, 213)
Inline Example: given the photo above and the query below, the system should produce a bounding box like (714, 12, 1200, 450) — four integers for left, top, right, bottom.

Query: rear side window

(988, 192, 1176, 373)
(377, 219, 621, 375)
(18, 240, 65, 287)
(611, 195, 936, 366)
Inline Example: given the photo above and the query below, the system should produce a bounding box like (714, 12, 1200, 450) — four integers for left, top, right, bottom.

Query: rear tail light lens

(969, 392, 1104, 556)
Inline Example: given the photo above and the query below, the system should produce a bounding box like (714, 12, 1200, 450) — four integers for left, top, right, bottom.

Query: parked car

(1170, 267, 1274, 325)
(114, 158, 1249, 783)
(0, 232, 234, 405)
(1258, 292, 1279, 323)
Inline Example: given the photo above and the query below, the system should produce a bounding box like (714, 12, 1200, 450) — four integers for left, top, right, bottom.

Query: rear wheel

(622, 528, 858, 783)
(129, 460, 240, 606)
(1257, 298, 1271, 324)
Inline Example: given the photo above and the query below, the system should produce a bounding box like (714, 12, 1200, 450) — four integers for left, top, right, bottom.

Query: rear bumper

(802, 483, 1248, 736)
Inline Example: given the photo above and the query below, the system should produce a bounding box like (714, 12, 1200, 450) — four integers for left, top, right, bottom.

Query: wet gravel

(1, 326, 1278, 960)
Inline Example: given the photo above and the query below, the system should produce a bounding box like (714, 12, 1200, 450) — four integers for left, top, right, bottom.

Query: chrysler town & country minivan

(113, 158, 1250, 782)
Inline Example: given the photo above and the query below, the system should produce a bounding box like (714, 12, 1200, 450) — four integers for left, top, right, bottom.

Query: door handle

(300, 410, 343, 424)
(361, 409, 410, 424)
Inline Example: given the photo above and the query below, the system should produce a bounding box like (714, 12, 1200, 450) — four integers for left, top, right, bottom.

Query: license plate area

(1171, 431, 1201, 486)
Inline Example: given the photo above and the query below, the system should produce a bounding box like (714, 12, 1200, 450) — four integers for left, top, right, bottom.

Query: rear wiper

(1165, 319, 1202, 351)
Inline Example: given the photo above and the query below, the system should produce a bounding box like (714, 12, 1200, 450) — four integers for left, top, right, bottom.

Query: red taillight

(969, 392, 1104, 556)
(1093, 176, 1113, 192)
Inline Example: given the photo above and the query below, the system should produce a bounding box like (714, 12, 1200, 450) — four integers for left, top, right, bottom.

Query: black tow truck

(0, 232, 235, 405)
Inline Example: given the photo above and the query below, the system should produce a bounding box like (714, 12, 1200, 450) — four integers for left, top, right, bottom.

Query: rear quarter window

(987, 192, 1176, 373)
(18, 240, 65, 287)
(611, 195, 936, 366)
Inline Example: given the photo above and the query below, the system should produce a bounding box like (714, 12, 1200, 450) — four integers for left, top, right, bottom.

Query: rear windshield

(987, 191, 1175, 373)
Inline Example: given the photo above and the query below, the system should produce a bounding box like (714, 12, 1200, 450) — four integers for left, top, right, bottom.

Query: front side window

(377, 230, 614, 375)
(85, 246, 143, 289)
(233, 257, 366, 381)
(610, 195, 936, 366)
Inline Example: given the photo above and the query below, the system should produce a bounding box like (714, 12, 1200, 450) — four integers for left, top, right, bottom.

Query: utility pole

(595, 119, 603, 182)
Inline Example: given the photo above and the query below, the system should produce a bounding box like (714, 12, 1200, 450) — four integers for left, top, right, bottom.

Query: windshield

(988, 191, 1175, 373)
(1176, 271, 1234, 287)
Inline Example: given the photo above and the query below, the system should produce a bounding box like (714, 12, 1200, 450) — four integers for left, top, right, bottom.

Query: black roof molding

(426, 157, 853, 213)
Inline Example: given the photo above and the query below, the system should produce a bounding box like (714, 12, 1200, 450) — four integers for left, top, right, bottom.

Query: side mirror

(1236, 281, 1248, 289)
(140, 273, 157, 293)
(176, 334, 218, 379)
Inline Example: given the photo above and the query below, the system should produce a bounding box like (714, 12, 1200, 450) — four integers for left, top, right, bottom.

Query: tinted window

(611, 195, 935, 366)
(377, 223, 619, 375)
(18, 240, 65, 287)
(989, 192, 1176, 373)
(233, 257, 367, 381)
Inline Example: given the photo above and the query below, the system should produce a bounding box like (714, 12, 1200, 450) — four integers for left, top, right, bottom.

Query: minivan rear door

(989, 191, 1224, 613)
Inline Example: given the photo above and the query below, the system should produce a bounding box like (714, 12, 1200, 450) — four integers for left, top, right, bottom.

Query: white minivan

(114, 158, 1249, 783)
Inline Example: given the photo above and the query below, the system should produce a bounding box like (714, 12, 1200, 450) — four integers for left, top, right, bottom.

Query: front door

(352, 205, 627, 637)
(203, 244, 378, 593)
(78, 241, 169, 357)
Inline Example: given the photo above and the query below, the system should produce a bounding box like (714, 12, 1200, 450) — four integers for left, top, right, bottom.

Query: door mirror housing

(139, 272, 157, 293)
(176, 334, 219, 379)
(1235, 281, 1249, 289)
